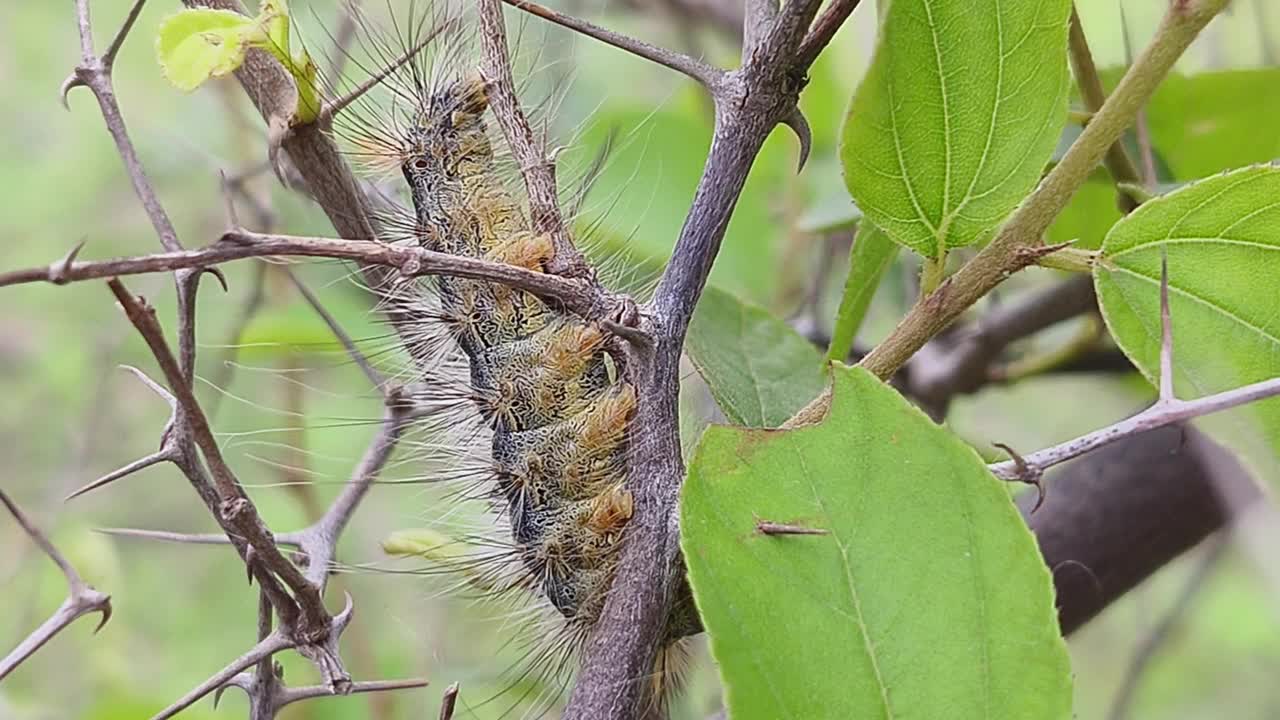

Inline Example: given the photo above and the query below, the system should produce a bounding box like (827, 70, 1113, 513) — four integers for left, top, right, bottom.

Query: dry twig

(0, 490, 112, 681)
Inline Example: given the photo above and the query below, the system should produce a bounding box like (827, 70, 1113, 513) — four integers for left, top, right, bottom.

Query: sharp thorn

(783, 107, 812, 172)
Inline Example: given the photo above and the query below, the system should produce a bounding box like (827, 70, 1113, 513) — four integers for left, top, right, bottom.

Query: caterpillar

(330, 6, 698, 714)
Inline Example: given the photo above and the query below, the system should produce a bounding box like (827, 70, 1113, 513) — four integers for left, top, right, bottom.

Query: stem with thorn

(0, 489, 113, 681)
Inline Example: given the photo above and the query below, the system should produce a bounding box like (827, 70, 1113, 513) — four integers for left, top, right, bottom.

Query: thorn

(219, 169, 241, 230)
(92, 598, 113, 633)
(1158, 248, 1175, 403)
(59, 72, 85, 110)
(602, 319, 653, 349)
(50, 240, 87, 285)
(212, 674, 252, 709)
(334, 591, 355, 632)
(993, 442, 1046, 513)
(782, 107, 812, 172)
(755, 520, 829, 536)
(120, 365, 177, 408)
(244, 545, 257, 585)
(439, 682, 460, 720)
(199, 266, 230, 293)
(64, 451, 170, 502)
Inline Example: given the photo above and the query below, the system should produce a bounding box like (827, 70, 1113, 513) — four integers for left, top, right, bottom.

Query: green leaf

(682, 365, 1073, 720)
(155, 9, 256, 92)
(1139, 69, 1280, 180)
(840, 0, 1072, 258)
(826, 222, 899, 361)
(1094, 164, 1280, 472)
(685, 286, 825, 428)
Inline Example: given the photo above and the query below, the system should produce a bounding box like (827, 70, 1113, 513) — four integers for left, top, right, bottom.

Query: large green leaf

(1094, 165, 1280, 471)
(682, 365, 1073, 720)
(685, 286, 826, 428)
(840, 0, 1071, 258)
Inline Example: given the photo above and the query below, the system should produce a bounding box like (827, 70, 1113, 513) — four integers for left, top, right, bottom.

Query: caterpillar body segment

(333, 9, 702, 710)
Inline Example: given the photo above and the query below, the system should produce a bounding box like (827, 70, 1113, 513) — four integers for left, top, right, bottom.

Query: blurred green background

(1, 1, 1278, 718)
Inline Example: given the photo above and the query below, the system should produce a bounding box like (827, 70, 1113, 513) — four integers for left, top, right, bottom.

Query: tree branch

(2, 231, 607, 318)
(0, 489, 112, 681)
(1067, 3, 1143, 213)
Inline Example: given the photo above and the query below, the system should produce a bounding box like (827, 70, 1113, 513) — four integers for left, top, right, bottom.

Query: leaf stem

(918, 247, 947, 298)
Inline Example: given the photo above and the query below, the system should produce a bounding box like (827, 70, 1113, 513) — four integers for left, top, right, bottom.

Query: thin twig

(2, 231, 605, 319)
(502, 0, 724, 90)
(108, 280, 326, 635)
(1106, 534, 1229, 720)
(991, 260, 1279, 480)
(63, 0, 179, 252)
(0, 490, 113, 681)
(478, 0, 591, 279)
(1068, 4, 1143, 212)
(794, 0, 863, 69)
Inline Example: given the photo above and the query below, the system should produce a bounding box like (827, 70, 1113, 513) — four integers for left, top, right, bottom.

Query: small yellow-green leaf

(682, 365, 1073, 719)
(258, 0, 291, 56)
(155, 9, 255, 92)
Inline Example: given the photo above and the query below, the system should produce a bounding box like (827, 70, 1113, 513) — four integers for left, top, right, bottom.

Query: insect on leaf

(682, 365, 1073, 720)
(841, 0, 1072, 258)
(155, 9, 258, 92)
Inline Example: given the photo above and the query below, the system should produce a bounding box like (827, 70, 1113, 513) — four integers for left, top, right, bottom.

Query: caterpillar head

(402, 73, 493, 224)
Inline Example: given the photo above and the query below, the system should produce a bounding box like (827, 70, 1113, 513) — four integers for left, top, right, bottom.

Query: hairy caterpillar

(329, 6, 698, 714)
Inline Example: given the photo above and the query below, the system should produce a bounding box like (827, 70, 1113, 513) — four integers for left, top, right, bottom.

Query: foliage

(1095, 164, 1280, 471)
(840, 0, 1072, 259)
(683, 365, 1073, 720)
(156, 0, 318, 121)
(4, 0, 1280, 719)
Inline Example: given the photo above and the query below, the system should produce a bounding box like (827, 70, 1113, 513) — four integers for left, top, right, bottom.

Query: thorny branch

(13, 1, 434, 715)
(488, 0, 861, 715)
(11, 0, 1258, 718)
(989, 258, 1280, 482)
(0, 231, 605, 318)
(0, 489, 112, 681)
